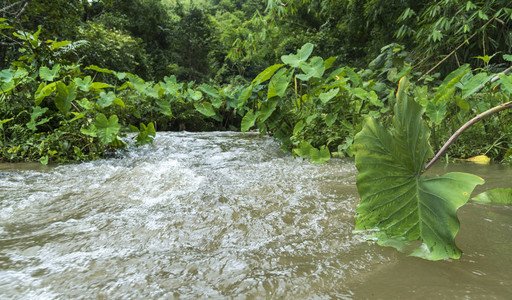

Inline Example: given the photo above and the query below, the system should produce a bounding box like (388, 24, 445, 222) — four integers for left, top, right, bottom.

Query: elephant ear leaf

(354, 77, 484, 260)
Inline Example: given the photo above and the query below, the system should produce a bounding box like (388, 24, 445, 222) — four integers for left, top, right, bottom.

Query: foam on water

(0, 132, 511, 299)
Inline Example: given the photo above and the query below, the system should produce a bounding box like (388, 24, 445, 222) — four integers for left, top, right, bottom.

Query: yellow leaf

(463, 155, 490, 164)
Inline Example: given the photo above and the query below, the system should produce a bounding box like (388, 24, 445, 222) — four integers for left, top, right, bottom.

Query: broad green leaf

(34, 82, 57, 105)
(433, 64, 470, 104)
(55, 81, 77, 114)
(324, 56, 337, 70)
(267, 68, 290, 99)
(293, 140, 314, 157)
(293, 120, 305, 135)
(90, 82, 112, 91)
(461, 73, 493, 98)
(194, 102, 216, 117)
(136, 122, 156, 146)
(325, 113, 337, 127)
(354, 77, 484, 260)
(498, 74, 512, 95)
(0, 69, 15, 83)
(310, 145, 330, 164)
(26, 106, 49, 131)
(157, 99, 173, 117)
(237, 85, 253, 108)
(161, 75, 178, 95)
(426, 101, 447, 124)
(503, 54, 512, 62)
(98, 91, 116, 108)
(298, 57, 325, 79)
(129, 76, 146, 94)
(113, 98, 125, 107)
(80, 124, 97, 137)
(472, 188, 512, 204)
(199, 84, 220, 99)
(456, 97, 470, 111)
(241, 109, 259, 133)
(188, 89, 203, 101)
(95, 113, 120, 144)
(344, 67, 360, 87)
(281, 43, 314, 67)
(86, 65, 113, 74)
(258, 99, 278, 123)
(39, 65, 60, 81)
(74, 76, 92, 92)
(252, 64, 284, 85)
(145, 83, 163, 98)
(50, 40, 71, 50)
(319, 88, 339, 103)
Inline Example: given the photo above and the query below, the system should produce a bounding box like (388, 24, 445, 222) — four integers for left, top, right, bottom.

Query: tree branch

(423, 100, 512, 172)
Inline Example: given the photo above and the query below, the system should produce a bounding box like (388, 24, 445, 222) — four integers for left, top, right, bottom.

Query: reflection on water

(0, 132, 511, 298)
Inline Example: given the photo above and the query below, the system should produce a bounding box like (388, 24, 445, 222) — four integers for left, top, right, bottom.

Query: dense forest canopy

(0, 0, 511, 165)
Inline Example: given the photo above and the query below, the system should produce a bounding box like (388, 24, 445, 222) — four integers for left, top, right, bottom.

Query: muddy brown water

(0, 132, 511, 299)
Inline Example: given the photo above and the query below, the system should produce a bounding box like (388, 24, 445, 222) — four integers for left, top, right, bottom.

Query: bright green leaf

(319, 88, 339, 103)
(86, 65, 113, 74)
(310, 145, 330, 164)
(472, 188, 512, 204)
(293, 120, 305, 135)
(433, 64, 470, 103)
(426, 101, 447, 124)
(238, 85, 253, 108)
(281, 43, 314, 67)
(90, 82, 112, 91)
(34, 82, 57, 105)
(462, 73, 493, 98)
(252, 64, 284, 85)
(267, 68, 290, 99)
(325, 113, 337, 127)
(39, 65, 60, 81)
(194, 102, 216, 117)
(55, 81, 77, 114)
(354, 78, 484, 260)
(241, 109, 259, 133)
(98, 91, 116, 108)
(258, 99, 278, 123)
(74, 76, 92, 92)
(498, 74, 512, 94)
(95, 114, 120, 144)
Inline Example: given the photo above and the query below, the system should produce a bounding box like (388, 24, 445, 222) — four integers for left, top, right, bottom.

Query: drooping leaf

(54, 81, 76, 114)
(319, 88, 339, 104)
(253, 64, 284, 86)
(258, 99, 278, 123)
(193, 102, 216, 117)
(237, 85, 253, 108)
(325, 113, 337, 127)
(95, 113, 120, 145)
(241, 109, 259, 133)
(472, 188, 512, 204)
(462, 155, 490, 164)
(50, 40, 71, 50)
(199, 84, 220, 99)
(85, 65, 113, 74)
(145, 83, 163, 98)
(267, 68, 290, 99)
(34, 82, 57, 105)
(156, 99, 173, 117)
(498, 74, 512, 95)
(293, 120, 305, 135)
(90, 82, 112, 92)
(461, 73, 493, 98)
(354, 77, 484, 260)
(433, 64, 470, 104)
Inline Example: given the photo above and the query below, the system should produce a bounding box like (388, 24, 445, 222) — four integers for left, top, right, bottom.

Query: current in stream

(0, 132, 511, 299)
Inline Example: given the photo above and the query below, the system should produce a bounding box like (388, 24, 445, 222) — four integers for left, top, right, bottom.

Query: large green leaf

(472, 188, 512, 204)
(74, 76, 92, 92)
(98, 91, 116, 108)
(54, 81, 76, 114)
(241, 109, 259, 133)
(354, 77, 484, 260)
(281, 43, 314, 67)
(461, 73, 493, 98)
(39, 65, 60, 81)
(267, 68, 290, 99)
(252, 64, 284, 85)
(95, 113, 120, 145)
(433, 64, 470, 104)
(193, 102, 216, 117)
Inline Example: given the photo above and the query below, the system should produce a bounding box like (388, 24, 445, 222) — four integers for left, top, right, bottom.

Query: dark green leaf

(95, 114, 120, 144)
(472, 188, 512, 204)
(241, 109, 259, 133)
(55, 81, 76, 114)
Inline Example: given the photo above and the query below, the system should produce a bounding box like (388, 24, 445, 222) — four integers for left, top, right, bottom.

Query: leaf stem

(423, 100, 512, 172)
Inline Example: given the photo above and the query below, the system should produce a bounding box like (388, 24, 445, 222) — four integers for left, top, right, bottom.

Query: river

(1, 132, 511, 299)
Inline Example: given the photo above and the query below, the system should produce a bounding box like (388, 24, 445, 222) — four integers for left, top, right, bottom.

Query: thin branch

(0, 0, 26, 13)
(423, 100, 512, 172)
(417, 17, 496, 82)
